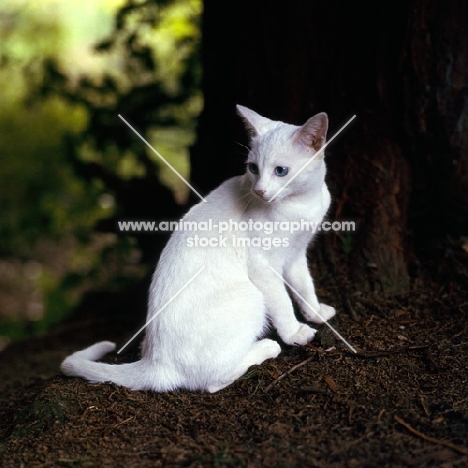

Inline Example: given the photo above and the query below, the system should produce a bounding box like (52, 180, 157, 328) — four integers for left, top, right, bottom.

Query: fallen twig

(263, 356, 314, 393)
(344, 296, 360, 322)
(305, 343, 324, 353)
(418, 393, 431, 417)
(345, 345, 430, 359)
(394, 415, 468, 455)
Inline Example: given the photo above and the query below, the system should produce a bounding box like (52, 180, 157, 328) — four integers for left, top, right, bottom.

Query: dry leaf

(324, 376, 338, 392)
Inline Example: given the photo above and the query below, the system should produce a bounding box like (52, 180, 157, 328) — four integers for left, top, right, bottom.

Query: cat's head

(237, 105, 328, 203)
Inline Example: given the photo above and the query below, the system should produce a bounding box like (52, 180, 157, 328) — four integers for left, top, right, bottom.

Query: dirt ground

(0, 238, 467, 467)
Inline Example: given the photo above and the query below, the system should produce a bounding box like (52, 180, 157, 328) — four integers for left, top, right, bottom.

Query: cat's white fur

(61, 105, 336, 393)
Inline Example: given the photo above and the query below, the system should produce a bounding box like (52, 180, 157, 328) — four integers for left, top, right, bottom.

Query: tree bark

(402, 0, 468, 238)
(192, 0, 467, 296)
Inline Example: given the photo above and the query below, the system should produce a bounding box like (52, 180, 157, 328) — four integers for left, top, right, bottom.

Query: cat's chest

(254, 187, 330, 247)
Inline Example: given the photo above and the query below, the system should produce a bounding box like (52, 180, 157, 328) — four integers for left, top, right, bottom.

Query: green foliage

(0, 1, 105, 253)
(0, 97, 100, 252)
(71, 0, 203, 198)
(0, 0, 203, 341)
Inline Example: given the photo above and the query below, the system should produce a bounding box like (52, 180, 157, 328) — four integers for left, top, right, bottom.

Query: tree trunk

(402, 0, 468, 238)
(192, 0, 468, 296)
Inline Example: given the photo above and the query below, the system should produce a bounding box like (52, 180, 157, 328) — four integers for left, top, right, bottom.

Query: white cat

(61, 105, 336, 393)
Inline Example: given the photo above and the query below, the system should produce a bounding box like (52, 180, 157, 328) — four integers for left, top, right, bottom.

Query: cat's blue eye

(275, 166, 289, 177)
(248, 162, 259, 174)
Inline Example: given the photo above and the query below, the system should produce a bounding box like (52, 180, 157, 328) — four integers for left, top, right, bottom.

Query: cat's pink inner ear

(236, 105, 272, 138)
(293, 112, 329, 151)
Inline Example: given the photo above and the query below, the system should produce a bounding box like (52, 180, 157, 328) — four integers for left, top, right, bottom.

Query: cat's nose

(254, 189, 266, 198)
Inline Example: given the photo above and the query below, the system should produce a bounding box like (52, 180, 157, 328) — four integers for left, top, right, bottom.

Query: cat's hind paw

(256, 338, 282, 361)
(283, 324, 317, 346)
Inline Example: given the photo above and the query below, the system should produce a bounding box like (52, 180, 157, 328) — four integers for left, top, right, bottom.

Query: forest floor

(0, 238, 467, 468)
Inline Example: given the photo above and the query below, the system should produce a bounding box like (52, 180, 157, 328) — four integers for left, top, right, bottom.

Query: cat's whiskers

(234, 141, 250, 153)
(238, 187, 254, 211)
(239, 190, 252, 204)
(233, 142, 250, 160)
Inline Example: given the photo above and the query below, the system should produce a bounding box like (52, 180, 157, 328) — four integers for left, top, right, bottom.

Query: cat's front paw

(306, 303, 336, 323)
(283, 324, 317, 346)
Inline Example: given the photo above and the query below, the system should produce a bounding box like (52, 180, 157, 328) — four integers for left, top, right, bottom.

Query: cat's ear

(293, 112, 328, 152)
(236, 105, 272, 138)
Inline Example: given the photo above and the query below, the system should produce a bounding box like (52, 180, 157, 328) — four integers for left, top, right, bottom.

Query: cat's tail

(60, 341, 151, 391)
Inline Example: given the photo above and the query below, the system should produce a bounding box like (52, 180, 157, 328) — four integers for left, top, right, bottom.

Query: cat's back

(185, 175, 247, 222)
(152, 175, 248, 278)
(148, 175, 250, 312)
